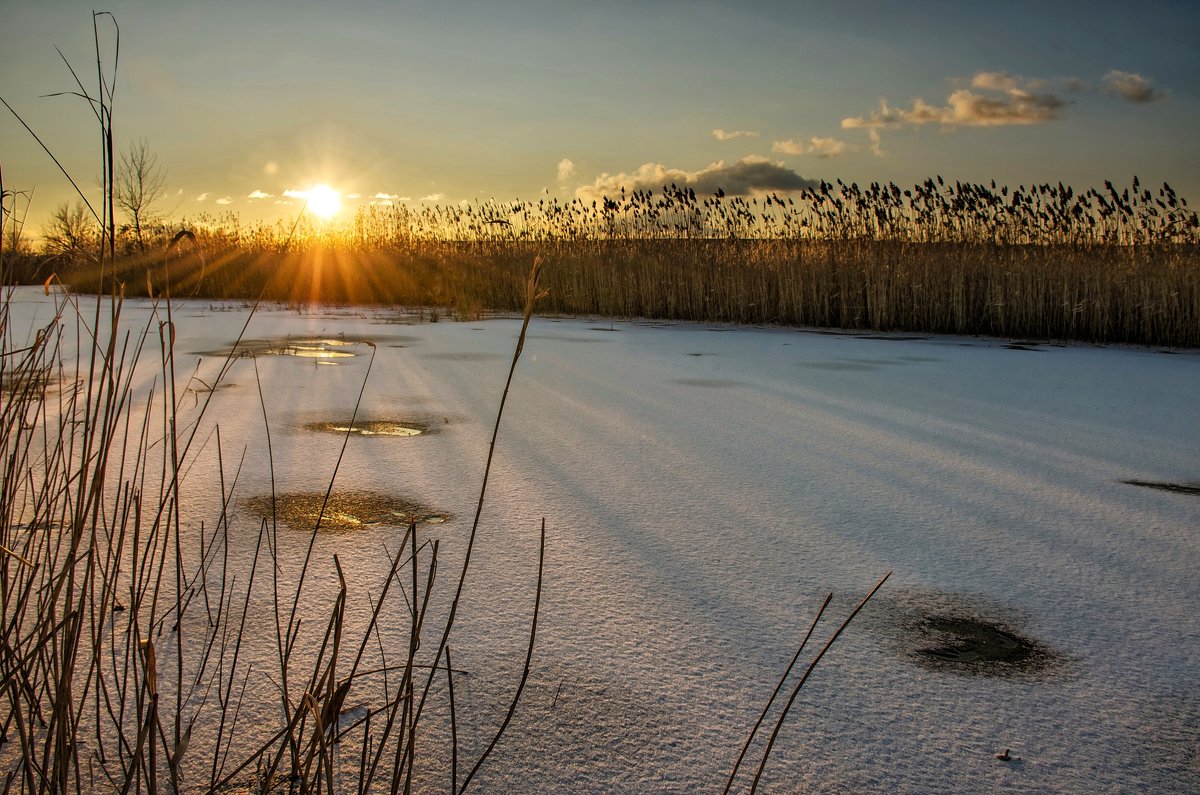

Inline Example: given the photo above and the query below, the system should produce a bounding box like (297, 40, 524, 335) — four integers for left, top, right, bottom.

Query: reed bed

(54, 177, 1200, 347)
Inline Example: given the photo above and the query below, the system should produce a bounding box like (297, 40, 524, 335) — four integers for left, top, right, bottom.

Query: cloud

(576, 156, 816, 200)
(809, 137, 852, 158)
(771, 139, 807, 156)
(195, 192, 210, 202)
(1103, 70, 1167, 103)
(773, 137, 854, 158)
(248, 190, 272, 199)
(346, 193, 362, 199)
(368, 193, 411, 206)
(867, 128, 886, 158)
(970, 71, 1022, 92)
(843, 72, 1068, 130)
(282, 189, 307, 199)
(419, 192, 445, 202)
(263, 161, 279, 175)
(713, 129, 759, 141)
(557, 158, 576, 183)
(215, 196, 232, 205)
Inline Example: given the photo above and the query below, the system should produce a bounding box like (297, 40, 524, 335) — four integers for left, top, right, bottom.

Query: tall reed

(0, 262, 553, 793)
(56, 178, 1200, 347)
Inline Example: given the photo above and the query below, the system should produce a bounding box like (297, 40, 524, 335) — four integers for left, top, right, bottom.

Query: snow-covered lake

(8, 287, 1199, 793)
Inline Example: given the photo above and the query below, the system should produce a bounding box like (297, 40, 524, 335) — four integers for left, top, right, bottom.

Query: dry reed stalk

(66, 177, 1191, 346)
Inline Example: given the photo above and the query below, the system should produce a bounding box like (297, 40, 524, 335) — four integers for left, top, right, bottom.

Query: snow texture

(8, 288, 1199, 793)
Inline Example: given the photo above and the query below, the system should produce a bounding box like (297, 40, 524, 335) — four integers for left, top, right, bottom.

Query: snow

(8, 287, 1199, 792)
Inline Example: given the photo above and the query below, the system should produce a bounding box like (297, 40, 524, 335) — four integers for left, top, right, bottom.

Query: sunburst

(305, 184, 341, 219)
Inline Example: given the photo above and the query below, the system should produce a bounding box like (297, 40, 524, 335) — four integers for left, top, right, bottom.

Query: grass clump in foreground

(0, 260, 550, 793)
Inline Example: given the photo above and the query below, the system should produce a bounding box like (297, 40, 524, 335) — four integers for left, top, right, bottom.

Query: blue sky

(2, 0, 1197, 233)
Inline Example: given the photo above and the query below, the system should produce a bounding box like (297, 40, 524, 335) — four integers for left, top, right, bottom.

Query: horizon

(2, 0, 1198, 240)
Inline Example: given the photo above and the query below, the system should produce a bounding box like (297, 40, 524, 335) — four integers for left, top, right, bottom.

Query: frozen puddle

(916, 616, 1056, 673)
(198, 335, 391, 359)
(868, 589, 1062, 678)
(304, 420, 428, 437)
(242, 490, 448, 532)
(1, 367, 57, 394)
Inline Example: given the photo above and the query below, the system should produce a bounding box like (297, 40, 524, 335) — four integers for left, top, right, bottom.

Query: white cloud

(419, 192, 445, 202)
(195, 192, 210, 201)
(713, 129, 759, 141)
(971, 71, 1021, 92)
(373, 192, 399, 200)
(808, 137, 851, 158)
(576, 156, 816, 201)
(248, 190, 272, 199)
(868, 128, 886, 158)
(282, 189, 307, 199)
(215, 196, 232, 205)
(346, 193, 362, 199)
(557, 158, 576, 183)
(1103, 70, 1167, 103)
(771, 139, 807, 156)
(843, 72, 1068, 130)
(772, 137, 855, 158)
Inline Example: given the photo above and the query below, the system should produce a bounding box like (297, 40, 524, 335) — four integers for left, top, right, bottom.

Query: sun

(306, 184, 341, 219)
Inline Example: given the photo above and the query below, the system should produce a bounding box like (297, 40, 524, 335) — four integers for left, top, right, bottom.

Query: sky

(2, 0, 1198, 237)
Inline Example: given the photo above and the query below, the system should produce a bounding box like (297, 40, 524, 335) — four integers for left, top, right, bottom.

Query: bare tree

(3, 184, 34, 256)
(41, 201, 98, 260)
(116, 138, 167, 252)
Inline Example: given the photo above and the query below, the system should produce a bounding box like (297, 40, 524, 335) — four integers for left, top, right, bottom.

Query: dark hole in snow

(1121, 480, 1200, 495)
(800, 361, 881, 372)
(527, 334, 608, 343)
(855, 334, 929, 341)
(671, 378, 741, 388)
(919, 617, 1035, 665)
(186, 378, 236, 394)
(864, 589, 1063, 678)
(912, 615, 1059, 676)
(421, 352, 505, 362)
(243, 490, 449, 533)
